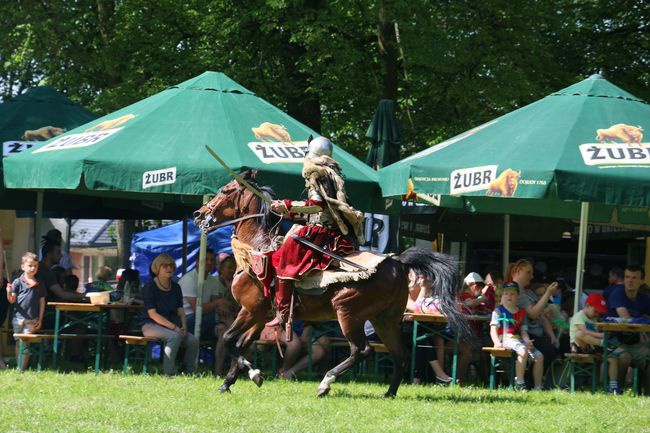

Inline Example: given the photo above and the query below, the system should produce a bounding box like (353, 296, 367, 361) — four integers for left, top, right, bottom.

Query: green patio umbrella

(365, 99, 402, 252)
(0, 86, 96, 145)
(0, 87, 191, 218)
(380, 74, 650, 311)
(366, 99, 401, 169)
(381, 74, 650, 214)
(4, 72, 382, 212)
(0, 86, 99, 213)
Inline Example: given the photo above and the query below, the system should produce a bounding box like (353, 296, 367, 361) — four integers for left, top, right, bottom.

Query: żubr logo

(580, 123, 649, 166)
(248, 121, 309, 164)
(143, 167, 176, 189)
(33, 128, 122, 153)
(3, 141, 35, 157)
(580, 144, 650, 166)
(248, 141, 309, 163)
(450, 165, 498, 195)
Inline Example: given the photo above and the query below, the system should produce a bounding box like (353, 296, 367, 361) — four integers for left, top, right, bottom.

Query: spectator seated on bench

(490, 282, 544, 390)
(569, 293, 619, 393)
(140, 254, 199, 377)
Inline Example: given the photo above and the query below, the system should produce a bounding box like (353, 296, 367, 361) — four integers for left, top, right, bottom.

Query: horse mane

(238, 171, 282, 247)
(257, 185, 278, 230)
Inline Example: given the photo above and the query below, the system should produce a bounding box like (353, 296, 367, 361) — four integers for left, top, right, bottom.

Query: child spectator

(490, 282, 544, 390)
(6, 252, 46, 370)
(85, 266, 114, 293)
(533, 282, 570, 353)
(569, 293, 620, 393)
(460, 272, 495, 316)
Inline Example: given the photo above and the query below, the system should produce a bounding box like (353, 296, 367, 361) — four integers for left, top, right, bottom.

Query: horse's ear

(307, 134, 313, 144)
(241, 169, 258, 183)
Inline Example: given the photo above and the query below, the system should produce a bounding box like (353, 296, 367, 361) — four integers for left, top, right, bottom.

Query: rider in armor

(267, 136, 365, 335)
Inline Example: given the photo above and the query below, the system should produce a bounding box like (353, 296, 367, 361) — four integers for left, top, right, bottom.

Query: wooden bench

(119, 335, 160, 374)
(13, 332, 118, 371)
(368, 342, 393, 380)
(13, 334, 47, 371)
(564, 352, 601, 393)
(482, 347, 516, 390)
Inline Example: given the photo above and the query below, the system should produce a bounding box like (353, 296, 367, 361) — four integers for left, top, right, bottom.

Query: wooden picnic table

(403, 312, 490, 384)
(596, 321, 650, 393)
(49, 301, 143, 374)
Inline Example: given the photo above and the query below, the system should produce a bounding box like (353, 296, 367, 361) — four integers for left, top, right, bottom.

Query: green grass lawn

(0, 370, 648, 433)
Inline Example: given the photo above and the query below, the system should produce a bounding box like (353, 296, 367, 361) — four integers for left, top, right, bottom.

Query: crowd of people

(1, 135, 648, 394)
(400, 259, 650, 394)
(0, 227, 239, 376)
(1, 225, 649, 395)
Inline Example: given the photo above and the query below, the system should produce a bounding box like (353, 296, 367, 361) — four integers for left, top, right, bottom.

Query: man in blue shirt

(603, 266, 624, 304)
(608, 265, 650, 319)
(607, 265, 650, 394)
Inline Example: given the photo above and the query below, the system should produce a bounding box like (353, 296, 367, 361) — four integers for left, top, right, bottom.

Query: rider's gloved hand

(271, 200, 289, 214)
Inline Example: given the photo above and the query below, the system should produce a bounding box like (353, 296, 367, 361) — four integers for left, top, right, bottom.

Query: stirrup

(285, 322, 293, 342)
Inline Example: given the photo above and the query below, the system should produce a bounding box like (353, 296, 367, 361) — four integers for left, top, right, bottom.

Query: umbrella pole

(182, 216, 188, 274)
(573, 202, 590, 315)
(194, 195, 209, 352)
(34, 191, 44, 254)
(502, 214, 510, 277)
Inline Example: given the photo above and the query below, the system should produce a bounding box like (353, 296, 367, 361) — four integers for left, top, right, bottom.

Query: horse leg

(220, 310, 265, 393)
(369, 314, 405, 398)
(235, 326, 266, 387)
(316, 314, 370, 397)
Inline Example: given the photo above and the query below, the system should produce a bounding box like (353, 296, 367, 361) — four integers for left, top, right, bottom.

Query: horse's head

(193, 170, 274, 233)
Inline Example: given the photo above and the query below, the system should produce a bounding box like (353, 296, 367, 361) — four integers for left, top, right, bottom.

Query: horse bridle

(204, 184, 264, 231)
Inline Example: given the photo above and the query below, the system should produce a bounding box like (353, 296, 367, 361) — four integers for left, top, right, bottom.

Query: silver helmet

(306, 136, 333, 159)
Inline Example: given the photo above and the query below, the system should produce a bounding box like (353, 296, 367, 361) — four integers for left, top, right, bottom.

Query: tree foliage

(1, 0, 648, 159)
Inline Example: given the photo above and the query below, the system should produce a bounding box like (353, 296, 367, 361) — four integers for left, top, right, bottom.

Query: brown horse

(193, 170, 466, 397)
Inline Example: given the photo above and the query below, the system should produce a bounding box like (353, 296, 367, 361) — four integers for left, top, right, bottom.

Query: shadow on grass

(328, 388, 530, 404)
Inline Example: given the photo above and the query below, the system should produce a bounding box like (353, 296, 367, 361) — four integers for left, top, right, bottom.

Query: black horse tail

(395, 247, 471, 339)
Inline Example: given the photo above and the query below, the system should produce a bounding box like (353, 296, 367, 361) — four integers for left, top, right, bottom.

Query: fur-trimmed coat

(302, 155, 365, 244)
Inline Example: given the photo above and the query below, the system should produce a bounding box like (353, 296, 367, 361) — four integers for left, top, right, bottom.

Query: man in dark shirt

(607, 265, 650, 394)
(37, 243, 83, 302)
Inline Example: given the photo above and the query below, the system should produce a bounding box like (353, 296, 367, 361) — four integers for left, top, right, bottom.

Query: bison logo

(85, 114, 136, 133)
(251, 122, 292, 144)
(22, 126, 66, 141)
(486, 168, 520, 197)
(596, 124, 643, 146)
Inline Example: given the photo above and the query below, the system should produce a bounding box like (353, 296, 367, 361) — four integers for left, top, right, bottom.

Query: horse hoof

(250, 370, 264, 387)
(220, 384, 231, 394)
(316, 387, 330, 398)
(384, 391, 396, 398)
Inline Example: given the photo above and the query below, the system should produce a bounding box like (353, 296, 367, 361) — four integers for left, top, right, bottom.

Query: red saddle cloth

(272, 224, 354, 281)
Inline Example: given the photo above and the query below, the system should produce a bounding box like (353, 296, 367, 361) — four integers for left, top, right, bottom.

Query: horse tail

(395, 247, 471, 339)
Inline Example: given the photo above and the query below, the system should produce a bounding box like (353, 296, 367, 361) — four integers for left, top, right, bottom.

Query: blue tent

(131, 221, 233, 283)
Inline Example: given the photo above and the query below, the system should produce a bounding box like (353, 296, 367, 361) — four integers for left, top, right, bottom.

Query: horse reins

(210, 213, 265, 230)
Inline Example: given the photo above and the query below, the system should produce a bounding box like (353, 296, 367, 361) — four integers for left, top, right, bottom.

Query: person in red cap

(569, 293, 620, 393)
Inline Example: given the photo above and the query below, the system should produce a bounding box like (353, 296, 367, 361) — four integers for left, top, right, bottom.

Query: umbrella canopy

(0, 86, 96, 145)
(0, 86, 105, 215)
(380, 74, 650, 224)
(366, 99, 401, 169)
(4, 72, 382, 212)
